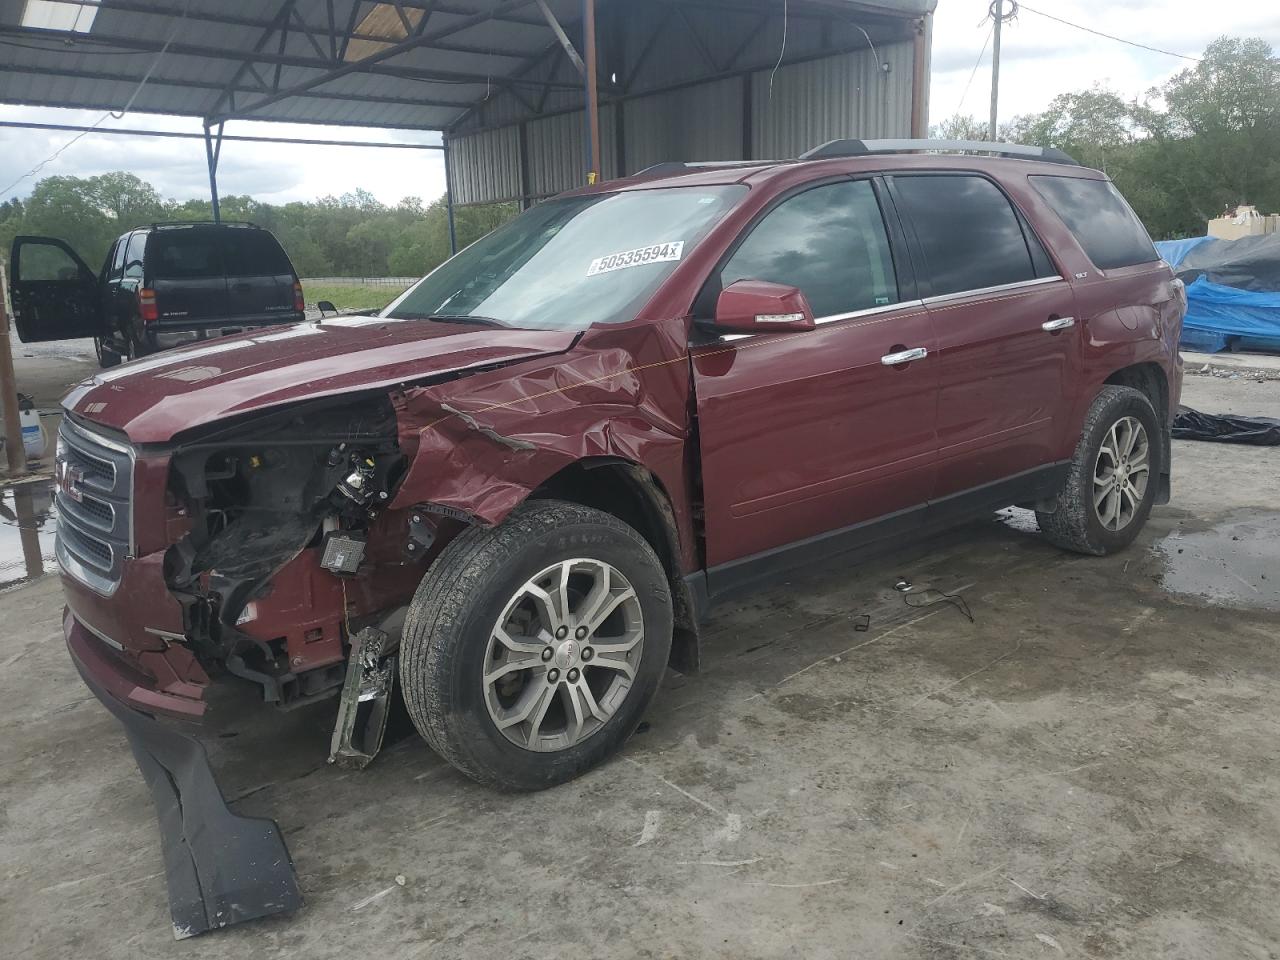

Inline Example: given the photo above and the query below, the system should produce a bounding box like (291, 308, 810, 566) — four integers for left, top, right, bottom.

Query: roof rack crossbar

(149, 220, 259, 229)
(799, 139, 1080, 166)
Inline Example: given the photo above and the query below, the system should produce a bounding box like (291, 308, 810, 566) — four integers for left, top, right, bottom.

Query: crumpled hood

(62, 316, 578, 444)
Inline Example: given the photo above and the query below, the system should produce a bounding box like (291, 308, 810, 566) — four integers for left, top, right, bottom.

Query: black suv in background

(8, 222, 304, 365)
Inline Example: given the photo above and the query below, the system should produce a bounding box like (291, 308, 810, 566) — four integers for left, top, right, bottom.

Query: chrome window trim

(921, 275, 1064, 306)
(814, 298, 927, 326)
(712, 298, 927, 341)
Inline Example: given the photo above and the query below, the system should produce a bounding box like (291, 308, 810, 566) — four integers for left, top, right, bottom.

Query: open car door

(8, 236, 103, 343)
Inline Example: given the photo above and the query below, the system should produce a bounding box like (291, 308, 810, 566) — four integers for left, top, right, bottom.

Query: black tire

(94, 338, 122, 368)
(400, 499, 672, 790)
(1036, 385, 1162, 555)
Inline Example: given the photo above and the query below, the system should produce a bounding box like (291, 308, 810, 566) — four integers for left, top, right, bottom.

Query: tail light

(293, 281, 305, 313)
(138, 288, 158, 323)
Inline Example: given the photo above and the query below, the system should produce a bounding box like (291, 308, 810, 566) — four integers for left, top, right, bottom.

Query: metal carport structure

(0, 0, 934, 475)
(0, 0, 935, 226)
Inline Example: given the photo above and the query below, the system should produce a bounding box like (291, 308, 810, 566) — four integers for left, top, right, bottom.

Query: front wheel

(1036, 385, 1162, 555)
(400, 499, 672, 790)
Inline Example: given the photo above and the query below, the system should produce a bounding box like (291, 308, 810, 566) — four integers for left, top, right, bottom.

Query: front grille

(56, 417, 134, 595)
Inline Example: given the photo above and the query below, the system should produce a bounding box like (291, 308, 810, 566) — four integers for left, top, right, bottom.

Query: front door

(691, 178, 938, 592)
(8, 237, 103, 343)
(889, 174, 1080, 500)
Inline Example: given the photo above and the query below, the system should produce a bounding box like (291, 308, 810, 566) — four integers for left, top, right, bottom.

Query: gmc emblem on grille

(56, 458, 85, 503)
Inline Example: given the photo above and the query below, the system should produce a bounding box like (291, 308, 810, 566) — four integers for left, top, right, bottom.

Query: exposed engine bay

(161, 396, 421, 713)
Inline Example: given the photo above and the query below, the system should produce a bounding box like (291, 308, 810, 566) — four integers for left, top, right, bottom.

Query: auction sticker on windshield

(587, 241, 685, 277)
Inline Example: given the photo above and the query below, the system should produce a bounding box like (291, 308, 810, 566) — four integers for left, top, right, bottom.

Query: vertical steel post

(0, 261, 27, 476)
(443, 137, 459, 255)
(910, 14, 931, 138)
(204, 122, 224, 223)
(583, 0, 601, 183)
(989, 0, 1003, 141)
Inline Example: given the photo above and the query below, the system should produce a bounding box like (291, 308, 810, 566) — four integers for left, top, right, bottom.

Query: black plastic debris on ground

(1172, 406, 1280, 446)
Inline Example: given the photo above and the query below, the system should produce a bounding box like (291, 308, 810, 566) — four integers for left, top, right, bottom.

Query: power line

(1017, 3, 1200, 62)
(955, 22, 994, 117)
(0, 0, 191, 200)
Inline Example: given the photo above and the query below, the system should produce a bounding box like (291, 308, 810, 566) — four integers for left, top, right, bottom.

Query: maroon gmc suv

(53, 139, 1184, 935)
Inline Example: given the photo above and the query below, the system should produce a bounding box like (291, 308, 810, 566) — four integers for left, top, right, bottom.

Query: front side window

(124, 232, 147, 278)
(16, 242, 84, 282)
(716, 180, 899, 318)
(104, 239, 127, 281)
(1031, 175, 1158, 271)
(893, 175, 1038, 297)
(383, 185, 745, 330)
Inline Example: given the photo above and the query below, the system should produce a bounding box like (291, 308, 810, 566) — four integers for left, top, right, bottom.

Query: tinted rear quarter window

(222, 230, 295, 277)
(1030, 176, 1158, 270)
(892, 174, 1038, 297)
(148, 230, 224, 279)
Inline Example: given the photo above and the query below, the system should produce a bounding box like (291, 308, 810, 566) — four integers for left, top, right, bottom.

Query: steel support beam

(583, 0, 601, 183)
(535, 0, 585, 77)
(0, 120, 444, 150)
(204, 123, 224, 223)
(443, 139, 459, 255)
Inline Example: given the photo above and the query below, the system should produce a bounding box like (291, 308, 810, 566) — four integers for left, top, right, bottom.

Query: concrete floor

(2, 371, 1279, 960)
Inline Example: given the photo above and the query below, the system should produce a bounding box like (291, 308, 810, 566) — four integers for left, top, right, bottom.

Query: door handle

(1042, 316, 1075, 332)
(880, 347, 928, 366)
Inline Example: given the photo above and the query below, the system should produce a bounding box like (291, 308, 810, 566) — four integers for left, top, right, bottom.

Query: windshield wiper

(394, 313, 506, 327)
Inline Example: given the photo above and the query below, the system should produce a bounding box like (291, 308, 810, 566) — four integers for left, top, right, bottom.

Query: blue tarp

(1155, 236, 1213, 269)
(1155, 237, 1280, 353)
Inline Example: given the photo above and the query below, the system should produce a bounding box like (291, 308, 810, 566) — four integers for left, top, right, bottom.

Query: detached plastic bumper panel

(73, 662, 302, 938)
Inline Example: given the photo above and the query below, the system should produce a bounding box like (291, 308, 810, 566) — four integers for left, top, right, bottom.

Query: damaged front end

(68, 395, 435, 938)
(164, 396, 410, 709)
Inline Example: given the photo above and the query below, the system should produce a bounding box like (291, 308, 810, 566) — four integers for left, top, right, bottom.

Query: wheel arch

(532, 457, 702, 675)
(1102, 362, 1171, 504)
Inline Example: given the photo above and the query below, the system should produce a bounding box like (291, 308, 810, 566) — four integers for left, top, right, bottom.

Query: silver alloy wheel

(483, 558, 644, 752)
(1093, 415, 1150, 532)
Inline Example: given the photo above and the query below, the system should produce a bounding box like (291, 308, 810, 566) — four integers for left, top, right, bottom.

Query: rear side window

(149, 230, 223, 279)
(717, 180, 899, 318)
(1031, 175, 1158, 270)
(221, 230, 294, 277)
(892, 174, 1039, 297)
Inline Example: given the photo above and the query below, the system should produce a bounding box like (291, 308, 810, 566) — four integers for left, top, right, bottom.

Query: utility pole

(988, 0, 1003, 141)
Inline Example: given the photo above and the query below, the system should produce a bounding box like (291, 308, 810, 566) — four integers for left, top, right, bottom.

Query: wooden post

(0, 261, 27, 477)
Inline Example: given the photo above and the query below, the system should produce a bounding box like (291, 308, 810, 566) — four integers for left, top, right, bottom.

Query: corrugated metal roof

(0, 0, 928, 131)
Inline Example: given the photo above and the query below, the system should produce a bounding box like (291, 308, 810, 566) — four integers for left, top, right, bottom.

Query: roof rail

(799, 139, 1080, 166)
(633, 160, 780, 177)
(149, 220, 259, 229)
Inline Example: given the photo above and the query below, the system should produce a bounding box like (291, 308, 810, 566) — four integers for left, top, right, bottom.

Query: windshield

(382, 185, 745, 330)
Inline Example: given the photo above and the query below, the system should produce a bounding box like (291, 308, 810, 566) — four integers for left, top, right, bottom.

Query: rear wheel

(1036, 385, 1161, 555)
(400, 500, 672, 790)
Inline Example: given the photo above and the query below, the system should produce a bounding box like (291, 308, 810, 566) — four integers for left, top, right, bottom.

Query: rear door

(7, 237, 103, 342)
(145, 227, 230, 325)
(691, 177, 938, 584)
(219, 228, 300, 323)
(889, 173, 1079, 504)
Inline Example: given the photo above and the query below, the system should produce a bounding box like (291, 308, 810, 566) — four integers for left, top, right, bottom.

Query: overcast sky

(1, 0, 1278, 209)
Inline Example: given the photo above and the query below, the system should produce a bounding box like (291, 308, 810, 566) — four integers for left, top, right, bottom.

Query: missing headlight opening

(162, 396, 418, 711)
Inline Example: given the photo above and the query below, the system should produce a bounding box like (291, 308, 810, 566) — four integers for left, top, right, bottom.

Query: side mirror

(713, 280, 816, 334)
(316, 300, 338, 318)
